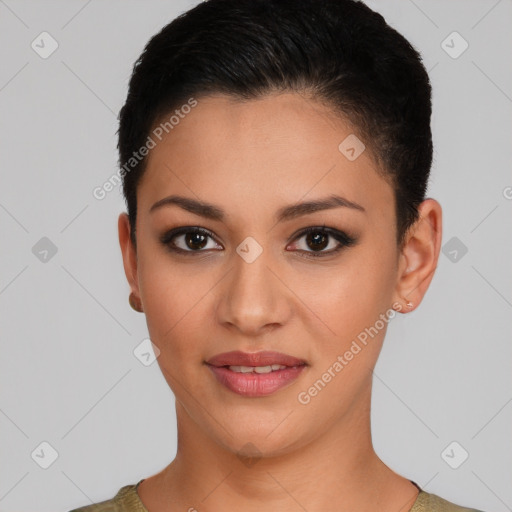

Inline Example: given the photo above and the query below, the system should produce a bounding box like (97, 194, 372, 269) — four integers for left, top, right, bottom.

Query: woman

(70, 0, 485, 510)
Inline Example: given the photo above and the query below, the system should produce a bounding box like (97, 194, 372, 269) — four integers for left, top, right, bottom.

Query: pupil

(186, 232, 207, 250)
(307, 232, 328, 251)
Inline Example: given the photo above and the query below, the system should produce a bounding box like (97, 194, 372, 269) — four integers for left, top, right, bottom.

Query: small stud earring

(406, 301, 413, 308)
(129, 292, 143, 312)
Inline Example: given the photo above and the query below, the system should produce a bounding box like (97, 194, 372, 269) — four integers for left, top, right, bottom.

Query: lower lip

(207, 364, 307, 397)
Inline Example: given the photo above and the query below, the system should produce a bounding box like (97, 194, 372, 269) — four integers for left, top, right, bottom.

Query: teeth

(228, 364, 288, 373)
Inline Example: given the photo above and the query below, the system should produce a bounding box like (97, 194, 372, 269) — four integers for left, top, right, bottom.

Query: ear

(394, 198, 442, 312)
(118, 212, 140, 298)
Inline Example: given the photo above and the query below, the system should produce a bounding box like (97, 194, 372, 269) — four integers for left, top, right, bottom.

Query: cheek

(309, 245, 397, 354)
(299, 271, 392, 411)
(136, 250, 209, 362)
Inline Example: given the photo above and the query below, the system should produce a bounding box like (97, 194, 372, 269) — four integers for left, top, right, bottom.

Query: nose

(215, 243, 292, 337)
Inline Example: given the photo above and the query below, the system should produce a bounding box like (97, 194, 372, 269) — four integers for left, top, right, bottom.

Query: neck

(145, 384, 419, 512)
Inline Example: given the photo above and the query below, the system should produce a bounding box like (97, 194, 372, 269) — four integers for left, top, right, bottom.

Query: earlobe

(118, 212, 140, 298)
(393, 199, 442, 313)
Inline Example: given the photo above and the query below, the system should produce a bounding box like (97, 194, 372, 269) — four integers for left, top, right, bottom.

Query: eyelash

(160, 225, 357, 259)
(286, 226, 357, 258)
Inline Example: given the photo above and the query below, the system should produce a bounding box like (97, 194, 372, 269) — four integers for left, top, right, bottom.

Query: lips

(205, 350, 307, 368)
(205, 350, 308, 397)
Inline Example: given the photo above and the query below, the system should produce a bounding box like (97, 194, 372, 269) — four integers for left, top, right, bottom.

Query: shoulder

(67, 483, 147, 512)
(413, 489, 486, 512)
(68, 483, 488, 512)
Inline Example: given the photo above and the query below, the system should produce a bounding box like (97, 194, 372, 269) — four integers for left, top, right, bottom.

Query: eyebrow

(149, 194, 366, 222)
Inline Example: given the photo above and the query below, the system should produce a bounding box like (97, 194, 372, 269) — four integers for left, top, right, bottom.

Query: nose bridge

(216, 238, 289, 333)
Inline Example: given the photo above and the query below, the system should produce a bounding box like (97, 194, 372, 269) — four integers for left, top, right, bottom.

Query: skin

(118, 92, 442, 512)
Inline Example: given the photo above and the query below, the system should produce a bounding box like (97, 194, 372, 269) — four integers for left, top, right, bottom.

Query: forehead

(138, 92, 394, 223)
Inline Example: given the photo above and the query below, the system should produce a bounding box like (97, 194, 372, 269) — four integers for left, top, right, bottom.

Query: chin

(210, 417, 307, 460)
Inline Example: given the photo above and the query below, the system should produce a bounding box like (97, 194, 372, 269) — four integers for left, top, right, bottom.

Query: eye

(160, 227, 222, 253)
(287, 226, 357, 258)
(160, 225, 357, 258)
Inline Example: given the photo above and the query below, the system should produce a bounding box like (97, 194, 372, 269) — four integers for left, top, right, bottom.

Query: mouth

(206, 350, 307, 368)
(205, 351, 308, 397)
(221, 364, 294, 374)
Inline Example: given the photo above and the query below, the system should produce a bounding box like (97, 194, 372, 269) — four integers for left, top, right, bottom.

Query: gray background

(1, 1, 511, 511)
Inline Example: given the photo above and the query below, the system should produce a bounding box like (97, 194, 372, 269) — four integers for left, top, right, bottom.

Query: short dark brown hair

(118, 0, 433, 250)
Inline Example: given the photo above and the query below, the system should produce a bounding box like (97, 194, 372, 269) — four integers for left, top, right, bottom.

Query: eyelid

(287, 226, 357, 258)
(159, 226, 223, 252)
(160, 225, 357, 257)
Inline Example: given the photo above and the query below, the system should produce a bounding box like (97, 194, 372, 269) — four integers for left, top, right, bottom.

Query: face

(120, 92, 406, 458)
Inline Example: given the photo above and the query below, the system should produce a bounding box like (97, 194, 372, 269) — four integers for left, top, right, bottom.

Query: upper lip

(206, 350, 307, 368)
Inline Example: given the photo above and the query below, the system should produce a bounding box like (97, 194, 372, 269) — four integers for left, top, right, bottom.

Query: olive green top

(68, 479, 485, 512)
